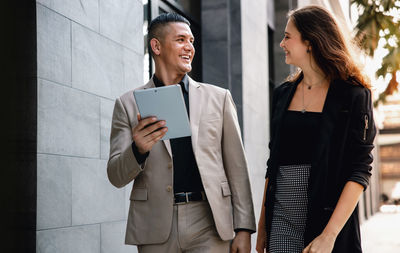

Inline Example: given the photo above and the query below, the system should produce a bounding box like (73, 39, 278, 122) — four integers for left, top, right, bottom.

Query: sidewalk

(361, 210, 400, 253)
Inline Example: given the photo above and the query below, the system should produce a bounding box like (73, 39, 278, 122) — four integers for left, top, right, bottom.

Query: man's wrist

(131, 142, 149, 164)
(234, 228, 254, 235)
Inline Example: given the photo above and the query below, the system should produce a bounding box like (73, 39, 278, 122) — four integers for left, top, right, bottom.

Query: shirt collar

(152, 74, 189, 93)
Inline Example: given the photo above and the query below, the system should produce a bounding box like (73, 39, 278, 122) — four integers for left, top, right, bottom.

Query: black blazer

(264, 76, 376, 253)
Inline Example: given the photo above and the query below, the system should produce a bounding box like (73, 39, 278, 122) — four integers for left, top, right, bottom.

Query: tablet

(133, 85, 191, 140)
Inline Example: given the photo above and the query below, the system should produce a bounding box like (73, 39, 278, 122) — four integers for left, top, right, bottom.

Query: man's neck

(154, 69, 185, 86)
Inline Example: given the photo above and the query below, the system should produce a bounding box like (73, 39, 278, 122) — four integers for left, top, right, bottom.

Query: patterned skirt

(268, 164, 311, 253)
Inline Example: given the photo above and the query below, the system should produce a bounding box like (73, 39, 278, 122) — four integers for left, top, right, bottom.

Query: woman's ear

(150, 38, 161, 56)
(305, 40, 311, 53)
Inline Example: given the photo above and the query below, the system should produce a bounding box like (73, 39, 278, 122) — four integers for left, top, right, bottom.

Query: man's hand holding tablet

(131, 114, 168, 154)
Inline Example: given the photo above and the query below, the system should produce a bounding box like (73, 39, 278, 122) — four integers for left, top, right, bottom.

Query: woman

(256, 5, 376, 253)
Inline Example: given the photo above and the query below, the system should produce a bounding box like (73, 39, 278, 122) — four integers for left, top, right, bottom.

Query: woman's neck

(301, 66, 327, 88)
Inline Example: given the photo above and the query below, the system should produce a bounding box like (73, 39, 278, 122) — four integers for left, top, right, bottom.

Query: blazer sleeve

(347, 88, 376, 190)
(221, 90, 256, 233)
(107, 97, 145, 188)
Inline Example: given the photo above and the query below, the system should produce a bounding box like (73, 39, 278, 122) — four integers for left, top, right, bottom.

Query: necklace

(301, 82, 309, 113)
(302, 77, 326, 90)
(301, 78, 325, 113)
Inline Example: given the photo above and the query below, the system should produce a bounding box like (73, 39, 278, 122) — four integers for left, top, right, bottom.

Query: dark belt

(174, 191, 207, 204)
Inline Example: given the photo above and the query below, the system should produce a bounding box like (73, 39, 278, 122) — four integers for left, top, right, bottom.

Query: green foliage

(352, 0, 400, 105)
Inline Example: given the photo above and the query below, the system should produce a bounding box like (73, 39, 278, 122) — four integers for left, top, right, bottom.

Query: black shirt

(132, 74, 204, 194)
(278, 110, 322, 165)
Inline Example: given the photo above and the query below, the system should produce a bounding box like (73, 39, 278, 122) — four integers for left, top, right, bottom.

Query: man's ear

(150, 38, 161, 56)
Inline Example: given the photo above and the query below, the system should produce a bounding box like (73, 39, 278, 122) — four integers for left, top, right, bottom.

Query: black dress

(269, 110, 322, 253)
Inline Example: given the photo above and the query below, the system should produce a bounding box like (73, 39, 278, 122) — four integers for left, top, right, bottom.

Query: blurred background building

(378, 92, 400, 204)
(5, 0, 395, 252)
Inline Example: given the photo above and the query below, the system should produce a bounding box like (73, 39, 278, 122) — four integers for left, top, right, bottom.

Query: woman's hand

(256, 178, 269, 253)
(302, 232, 336, 253)
(255, 225, 267, 253)
(302, 181, 363, 253)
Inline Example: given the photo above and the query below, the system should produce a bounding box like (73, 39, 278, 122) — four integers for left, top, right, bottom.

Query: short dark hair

(147, 13, 191, 56)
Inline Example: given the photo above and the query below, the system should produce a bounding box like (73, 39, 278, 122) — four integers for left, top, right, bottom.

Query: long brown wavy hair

(287, 5, 370, 89)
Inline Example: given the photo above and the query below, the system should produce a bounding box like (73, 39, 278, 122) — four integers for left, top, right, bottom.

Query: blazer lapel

(268, 79, 300, 176)
(275, 80, 299, 129)
(162, 138, 172, 158)
(308, 80, 344, 204)
(188, 77, 202, 154)
(313, 80, 343, 164)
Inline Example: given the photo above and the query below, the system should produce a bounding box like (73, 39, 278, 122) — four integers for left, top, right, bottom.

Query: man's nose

(184, 42, 194, 51)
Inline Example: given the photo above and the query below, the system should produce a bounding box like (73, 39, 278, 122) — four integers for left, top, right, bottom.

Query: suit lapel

(143, 79, 155, 89)
(188, 77, 202, 154)
(162, 138, 172, 158)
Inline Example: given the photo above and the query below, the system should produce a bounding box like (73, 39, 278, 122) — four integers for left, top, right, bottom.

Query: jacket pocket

(351, 111, 372, 143)
(362, 113, 369, 142)
(130, 188, 148, 201)
(221, 182, 232, 197)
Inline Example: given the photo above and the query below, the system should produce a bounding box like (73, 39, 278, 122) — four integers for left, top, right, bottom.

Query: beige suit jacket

(107, 77, 256, 245)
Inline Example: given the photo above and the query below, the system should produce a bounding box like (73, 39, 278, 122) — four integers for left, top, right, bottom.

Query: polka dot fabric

(269, 164, 310, 253)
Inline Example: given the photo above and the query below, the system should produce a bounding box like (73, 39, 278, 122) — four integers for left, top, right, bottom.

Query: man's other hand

(231, 231, 251, 253)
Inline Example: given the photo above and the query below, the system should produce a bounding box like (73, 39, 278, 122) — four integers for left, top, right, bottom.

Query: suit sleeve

(107, 97, 146, 188)
(347, 88, 376, 190)
(221, 90, 256, 233)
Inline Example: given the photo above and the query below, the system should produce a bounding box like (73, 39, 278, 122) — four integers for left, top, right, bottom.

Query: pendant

(301, 109, 306, 113)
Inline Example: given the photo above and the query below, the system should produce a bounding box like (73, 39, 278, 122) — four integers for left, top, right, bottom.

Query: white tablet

(133, 85, 191, 140)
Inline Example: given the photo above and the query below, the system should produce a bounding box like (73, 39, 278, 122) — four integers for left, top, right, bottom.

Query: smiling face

(280, 18, 310, 67)
(152, 22, 195, 76)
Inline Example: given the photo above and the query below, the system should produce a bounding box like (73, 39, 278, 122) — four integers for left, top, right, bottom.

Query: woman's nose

(280, 39, 284, 48)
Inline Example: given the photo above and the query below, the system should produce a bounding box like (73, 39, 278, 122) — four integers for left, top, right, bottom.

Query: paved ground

(361, 210, 400, 253)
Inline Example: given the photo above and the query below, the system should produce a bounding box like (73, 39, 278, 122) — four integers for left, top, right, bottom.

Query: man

(107, 13, 256, 253)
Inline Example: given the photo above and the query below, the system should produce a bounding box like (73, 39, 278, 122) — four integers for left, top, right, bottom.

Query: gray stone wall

(36, 1, 142, 252)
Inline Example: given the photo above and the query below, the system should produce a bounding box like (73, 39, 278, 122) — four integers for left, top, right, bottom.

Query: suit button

(168, 162, 172, 169)
(166, 185, 172, 192)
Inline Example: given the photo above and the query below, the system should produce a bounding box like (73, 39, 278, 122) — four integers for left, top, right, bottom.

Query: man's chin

(181, 65, 192, 73)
